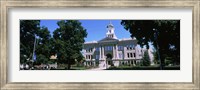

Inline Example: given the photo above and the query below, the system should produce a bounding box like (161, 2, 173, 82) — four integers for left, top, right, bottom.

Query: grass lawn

(50, 64, 180, 70)
(106, 65, 180, 70)
(70, 66, 91, 70)
(51, 64, 98, 70)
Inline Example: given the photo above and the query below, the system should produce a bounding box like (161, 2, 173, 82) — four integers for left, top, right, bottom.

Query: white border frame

(8, 8, 192, 82)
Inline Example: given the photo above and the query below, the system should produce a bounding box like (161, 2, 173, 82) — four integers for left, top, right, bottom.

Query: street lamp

(153, 28, 162, 70)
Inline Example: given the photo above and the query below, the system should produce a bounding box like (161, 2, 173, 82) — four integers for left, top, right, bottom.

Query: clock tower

(106, 21, 117, 39)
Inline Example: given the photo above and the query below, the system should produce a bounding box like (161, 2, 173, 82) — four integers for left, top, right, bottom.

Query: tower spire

(106, 20, 117, 39)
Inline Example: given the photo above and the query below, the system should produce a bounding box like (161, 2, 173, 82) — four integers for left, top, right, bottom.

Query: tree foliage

(152, 49, 159, 64)
(20, 20, 52, 65)
(35, 54, 49, 64)
(52, 20, 87, 69)
(35, 27, 51, 64)
(121, 20, 180, 68)
(141, 51, 150, 66)
(20, 20, 40, 64)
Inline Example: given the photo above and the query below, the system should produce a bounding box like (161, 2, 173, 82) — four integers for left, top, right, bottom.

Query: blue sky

(40, 20, 131, 42)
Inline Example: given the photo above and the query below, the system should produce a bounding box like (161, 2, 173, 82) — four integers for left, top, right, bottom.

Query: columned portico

(102, 46, 105, 60)
(99, 46, 102, 60)
(116, 44, 119, 59)
(112, 45, 115, 59)
(98, 45, 107, 69)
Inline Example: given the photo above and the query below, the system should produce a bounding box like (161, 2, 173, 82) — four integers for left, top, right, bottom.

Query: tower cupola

(106, 21, 117, 39)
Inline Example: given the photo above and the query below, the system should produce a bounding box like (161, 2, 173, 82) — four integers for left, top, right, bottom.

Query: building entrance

(106, 53, 113, 65)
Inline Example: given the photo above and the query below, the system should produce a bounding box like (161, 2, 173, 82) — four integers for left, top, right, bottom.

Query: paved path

(88, 67, 105, 70)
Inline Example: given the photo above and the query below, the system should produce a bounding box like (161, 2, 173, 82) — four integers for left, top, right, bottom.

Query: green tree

(20, 20, 52, 66)
(141, 51, 150, 66)
(35, 54, 49, 64)
(121, 20, 180, 69)
(35, 27, 51, 64)
(52, 20, 87, 69)
(152, 50, 159, 64)
(20, 20, 40, 64)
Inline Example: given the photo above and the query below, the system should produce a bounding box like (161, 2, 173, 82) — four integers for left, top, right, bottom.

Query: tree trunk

(159, 50, 165, 70)
(67, 64, 71, 70)
(67, 59, 71, 70)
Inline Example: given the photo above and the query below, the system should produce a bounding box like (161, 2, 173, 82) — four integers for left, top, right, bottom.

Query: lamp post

(153, 29, 162, 70)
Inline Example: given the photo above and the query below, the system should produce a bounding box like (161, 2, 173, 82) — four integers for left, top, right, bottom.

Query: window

(127, 53, 130, 58)
(118, 46, 123, 50)
(96, 47, 99, 51)
(126, 45, 135, 50)
(96, 55, 99, 59)
(134, 53, 136, 57)
(130, 53, 133, 58)
(86, 48, 93, 52)
(86, 55, 88, 59)
(90, 48, 93, 52)
(91, 55, 93, 59)
(106, 46, 111, 51)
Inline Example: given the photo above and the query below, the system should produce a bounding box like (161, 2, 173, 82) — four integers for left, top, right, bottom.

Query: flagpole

(32, 35, 36, 62)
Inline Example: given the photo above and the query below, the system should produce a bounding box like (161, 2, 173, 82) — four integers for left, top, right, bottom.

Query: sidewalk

(87, 67, 104, 70)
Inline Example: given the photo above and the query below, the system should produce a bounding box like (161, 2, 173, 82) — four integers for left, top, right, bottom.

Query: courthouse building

(82, 22, 153, 69)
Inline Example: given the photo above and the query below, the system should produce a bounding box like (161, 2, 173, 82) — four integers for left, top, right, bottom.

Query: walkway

(88, 67, 105, 70)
